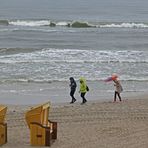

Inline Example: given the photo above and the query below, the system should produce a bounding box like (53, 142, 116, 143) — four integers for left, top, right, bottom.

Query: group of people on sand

(69, 74, 123, 104)
(69, 77, 88, 104)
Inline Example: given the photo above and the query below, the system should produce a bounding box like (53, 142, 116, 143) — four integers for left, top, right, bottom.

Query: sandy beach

(1, 0, 148, 147)
(1, 94, 148, 148)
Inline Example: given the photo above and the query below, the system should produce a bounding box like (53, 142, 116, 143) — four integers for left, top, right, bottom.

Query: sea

(0, 0, 148, 104)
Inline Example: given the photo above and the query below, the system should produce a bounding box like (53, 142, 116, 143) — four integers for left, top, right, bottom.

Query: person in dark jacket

(69, 77, 77, 103)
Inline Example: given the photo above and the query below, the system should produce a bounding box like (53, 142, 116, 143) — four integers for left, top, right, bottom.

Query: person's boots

(84, 99, 87, 103)
(81, 99, 87, 104)
(70, 99, 74, 104)
(73, 98, 76, 103)
(70, 98, 76, 104)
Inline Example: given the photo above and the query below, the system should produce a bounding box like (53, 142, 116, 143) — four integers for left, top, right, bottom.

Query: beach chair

(0, 105, 7, 145)
(25, 102, 57, 146)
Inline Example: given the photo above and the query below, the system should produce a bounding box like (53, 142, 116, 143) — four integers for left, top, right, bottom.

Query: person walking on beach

(79, 77, 88, 104)
(113, 75, 123, 102)
(69, 77, 77, 103)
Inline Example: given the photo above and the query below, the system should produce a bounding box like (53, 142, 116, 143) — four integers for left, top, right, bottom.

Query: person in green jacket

(79, 77, 88, 104)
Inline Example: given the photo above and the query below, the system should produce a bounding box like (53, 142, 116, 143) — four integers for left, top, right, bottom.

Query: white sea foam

(0, 48, 148, 83)
(100, 23, 148, 28)
(56, 21, 69, 26)
(0, 49, 148, 64)
(9, 20, 51, 26)
(7, 20, 148, 28)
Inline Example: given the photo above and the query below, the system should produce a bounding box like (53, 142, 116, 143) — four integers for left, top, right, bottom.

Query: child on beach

(113, 75, 123, 102)
(69, 77, 77, 103)
(79, 77, 88, 104)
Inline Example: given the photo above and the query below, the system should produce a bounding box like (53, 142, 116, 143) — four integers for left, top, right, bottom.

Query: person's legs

(114, 91, 117, 102)
(81, 93, 87, 103)
(70, 90, 76, 103)
(114, 91, 121, 102)
(117, 92, 122, 101)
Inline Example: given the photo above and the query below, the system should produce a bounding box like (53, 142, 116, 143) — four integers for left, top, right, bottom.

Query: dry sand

(3, 96, 148, 148)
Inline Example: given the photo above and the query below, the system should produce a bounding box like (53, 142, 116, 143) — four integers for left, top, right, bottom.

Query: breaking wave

(1, 19, 148, 28)
(0, 48, 148, 64)
(0, 20, 9, 25)
(0, 77, 148, 84)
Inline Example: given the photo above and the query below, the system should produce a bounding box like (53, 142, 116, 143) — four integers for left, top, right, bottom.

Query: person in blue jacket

(69, 77, 77, 103)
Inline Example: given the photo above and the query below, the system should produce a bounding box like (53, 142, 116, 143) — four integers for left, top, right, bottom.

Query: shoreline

(0, 80, 148, 105)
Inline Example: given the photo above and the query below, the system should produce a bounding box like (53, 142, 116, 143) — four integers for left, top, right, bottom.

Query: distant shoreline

(0, 80, 147, 105)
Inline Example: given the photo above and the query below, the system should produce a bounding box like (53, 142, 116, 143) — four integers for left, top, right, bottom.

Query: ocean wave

(0, 48, 148, 64)
(0, 20, 9, 25)
(0, 77, 148, 84)
(9, 20, 51, 27)
(0, 48, 39, 55)
(99, 23, 148, 28)
(0, 78, 67, 84)
(1, 19, 148, 28)
(0, 59, 148, 64)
